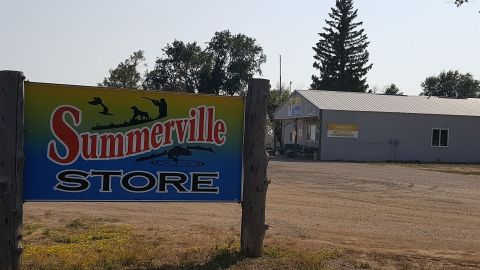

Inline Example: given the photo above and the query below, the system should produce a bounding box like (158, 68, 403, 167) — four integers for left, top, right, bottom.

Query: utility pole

(272, 55, 282, 157)
(279, 55, 282, 90)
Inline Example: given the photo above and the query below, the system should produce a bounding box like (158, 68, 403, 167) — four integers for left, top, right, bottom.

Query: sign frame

(23, 82, 246, 202)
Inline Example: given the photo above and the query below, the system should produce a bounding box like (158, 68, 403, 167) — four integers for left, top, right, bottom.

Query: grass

(23, 218, 148, 270)
(23, 218, 337, 270)
(373, 162, 480, 176)
(260, 246, 336, 270)
(402, 163, 480, 176)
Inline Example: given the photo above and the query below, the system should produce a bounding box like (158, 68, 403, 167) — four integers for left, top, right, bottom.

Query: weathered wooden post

(0, 71, 25, 270)
(240, 78, 270, 257)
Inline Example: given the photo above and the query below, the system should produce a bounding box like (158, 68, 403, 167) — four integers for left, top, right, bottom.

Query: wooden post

(241, 78, 270, 258)
(294, 118, 298, 151)
(0, 71, 25, 270)
(272, 121, 277, 156)
(317, 110, 322, 161)
(280, 119, 283, 151)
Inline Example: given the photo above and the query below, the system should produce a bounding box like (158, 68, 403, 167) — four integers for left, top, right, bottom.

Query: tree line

(101, 1, 478, 99)
(99, 0, 479, 146)
(100, 30, 266, 97)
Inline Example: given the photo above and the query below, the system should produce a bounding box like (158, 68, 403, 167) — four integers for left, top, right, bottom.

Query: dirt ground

(24, 159, 480, 269)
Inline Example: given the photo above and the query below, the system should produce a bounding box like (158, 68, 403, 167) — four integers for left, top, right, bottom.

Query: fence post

(0, 71, 25, 270)
(240, 78, 270, 257)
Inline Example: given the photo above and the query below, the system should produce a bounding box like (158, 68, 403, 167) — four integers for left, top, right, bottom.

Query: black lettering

(191, 172, 219, 193)
(121, 171, 156, 192)
(55, 170, 90, 192)
(91, 170, 122, 192)
(157, 172, 188, 193)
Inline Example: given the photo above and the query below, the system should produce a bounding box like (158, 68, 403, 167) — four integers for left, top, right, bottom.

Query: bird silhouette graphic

(88, 97, 113, 116)
(142, 97, 167, 119)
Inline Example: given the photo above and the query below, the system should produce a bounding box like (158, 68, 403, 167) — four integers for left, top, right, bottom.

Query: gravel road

(24, 159, 480, 269)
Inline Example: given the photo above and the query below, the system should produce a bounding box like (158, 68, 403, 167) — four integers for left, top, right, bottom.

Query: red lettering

(206, 107, 214, 143)
(188, 108, 197, 142)
(99, 133, 125, 158)
(126, 128, 150, 155)
(47, 104, 229, 163)
(81, 134, 98, 159)
(151, 123, 164, 148)
(198, 106, 205, 142)
(175, 119, 188, 143)
(163, 120, 175, 145)
(214, 121, 226, 145)
(47, 106, 81, 165)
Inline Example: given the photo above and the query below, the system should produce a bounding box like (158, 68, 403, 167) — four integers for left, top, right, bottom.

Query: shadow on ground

(155, 249, 243, 270)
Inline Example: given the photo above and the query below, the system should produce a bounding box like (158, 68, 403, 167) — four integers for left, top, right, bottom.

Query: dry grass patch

(403, 163, 480, 176)
(23, 217, 337, 270)
(23, 218, 153, 270)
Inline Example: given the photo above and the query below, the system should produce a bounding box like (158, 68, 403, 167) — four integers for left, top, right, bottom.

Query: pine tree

(311, 0, 373, 92)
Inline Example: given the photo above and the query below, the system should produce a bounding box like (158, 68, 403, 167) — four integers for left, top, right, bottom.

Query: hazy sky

(1, 0, 479, 95)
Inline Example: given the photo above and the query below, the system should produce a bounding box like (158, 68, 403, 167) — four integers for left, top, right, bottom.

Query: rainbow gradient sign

(24, 82, 245, 201)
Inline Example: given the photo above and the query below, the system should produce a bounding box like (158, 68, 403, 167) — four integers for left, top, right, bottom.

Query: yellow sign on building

(327, 124, 359, 138)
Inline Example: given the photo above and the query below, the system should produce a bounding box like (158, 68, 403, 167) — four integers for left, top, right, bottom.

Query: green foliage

(205, 30, 267, 96)
(420, 70, 480, 98)
(142, 30, 266, 95)
(311, 0, 373, 92)
(143, 41, 210, 93)
(383, 83, 403, 95)
(267, 89, 290, 142)
(99, 50, 145, 89)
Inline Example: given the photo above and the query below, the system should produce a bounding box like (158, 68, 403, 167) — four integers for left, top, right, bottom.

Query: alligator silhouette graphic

(136, 145, 214, 163)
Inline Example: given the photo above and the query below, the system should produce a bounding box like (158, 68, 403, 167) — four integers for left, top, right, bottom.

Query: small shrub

(66, 219, 89, 230)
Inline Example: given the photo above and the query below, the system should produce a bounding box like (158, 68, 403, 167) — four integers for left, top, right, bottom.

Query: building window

(432, 128, 449, 147)
(289, 131, 296, 143)
(307, 124, 317, 141)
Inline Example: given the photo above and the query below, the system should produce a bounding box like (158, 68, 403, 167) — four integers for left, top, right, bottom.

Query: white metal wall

(320, 110, 480, 162)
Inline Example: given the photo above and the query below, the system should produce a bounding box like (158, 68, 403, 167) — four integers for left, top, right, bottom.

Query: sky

(1, 0, 479, 96)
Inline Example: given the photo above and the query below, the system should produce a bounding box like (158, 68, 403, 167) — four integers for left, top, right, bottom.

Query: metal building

(274, 90, 480, 162)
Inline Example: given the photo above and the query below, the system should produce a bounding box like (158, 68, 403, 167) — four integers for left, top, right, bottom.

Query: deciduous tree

(142, 30, 266, 95)
(267, 87, 290, 143)
(384, 84, 403, 95)
(143, 41, 211, 93)
(205, 30, 267, 96)
(420, 70, 480, 98)
(99, 50, 145, 89)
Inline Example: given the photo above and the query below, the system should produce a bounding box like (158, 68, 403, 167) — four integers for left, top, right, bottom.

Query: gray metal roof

(296, 90, 480, 117)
